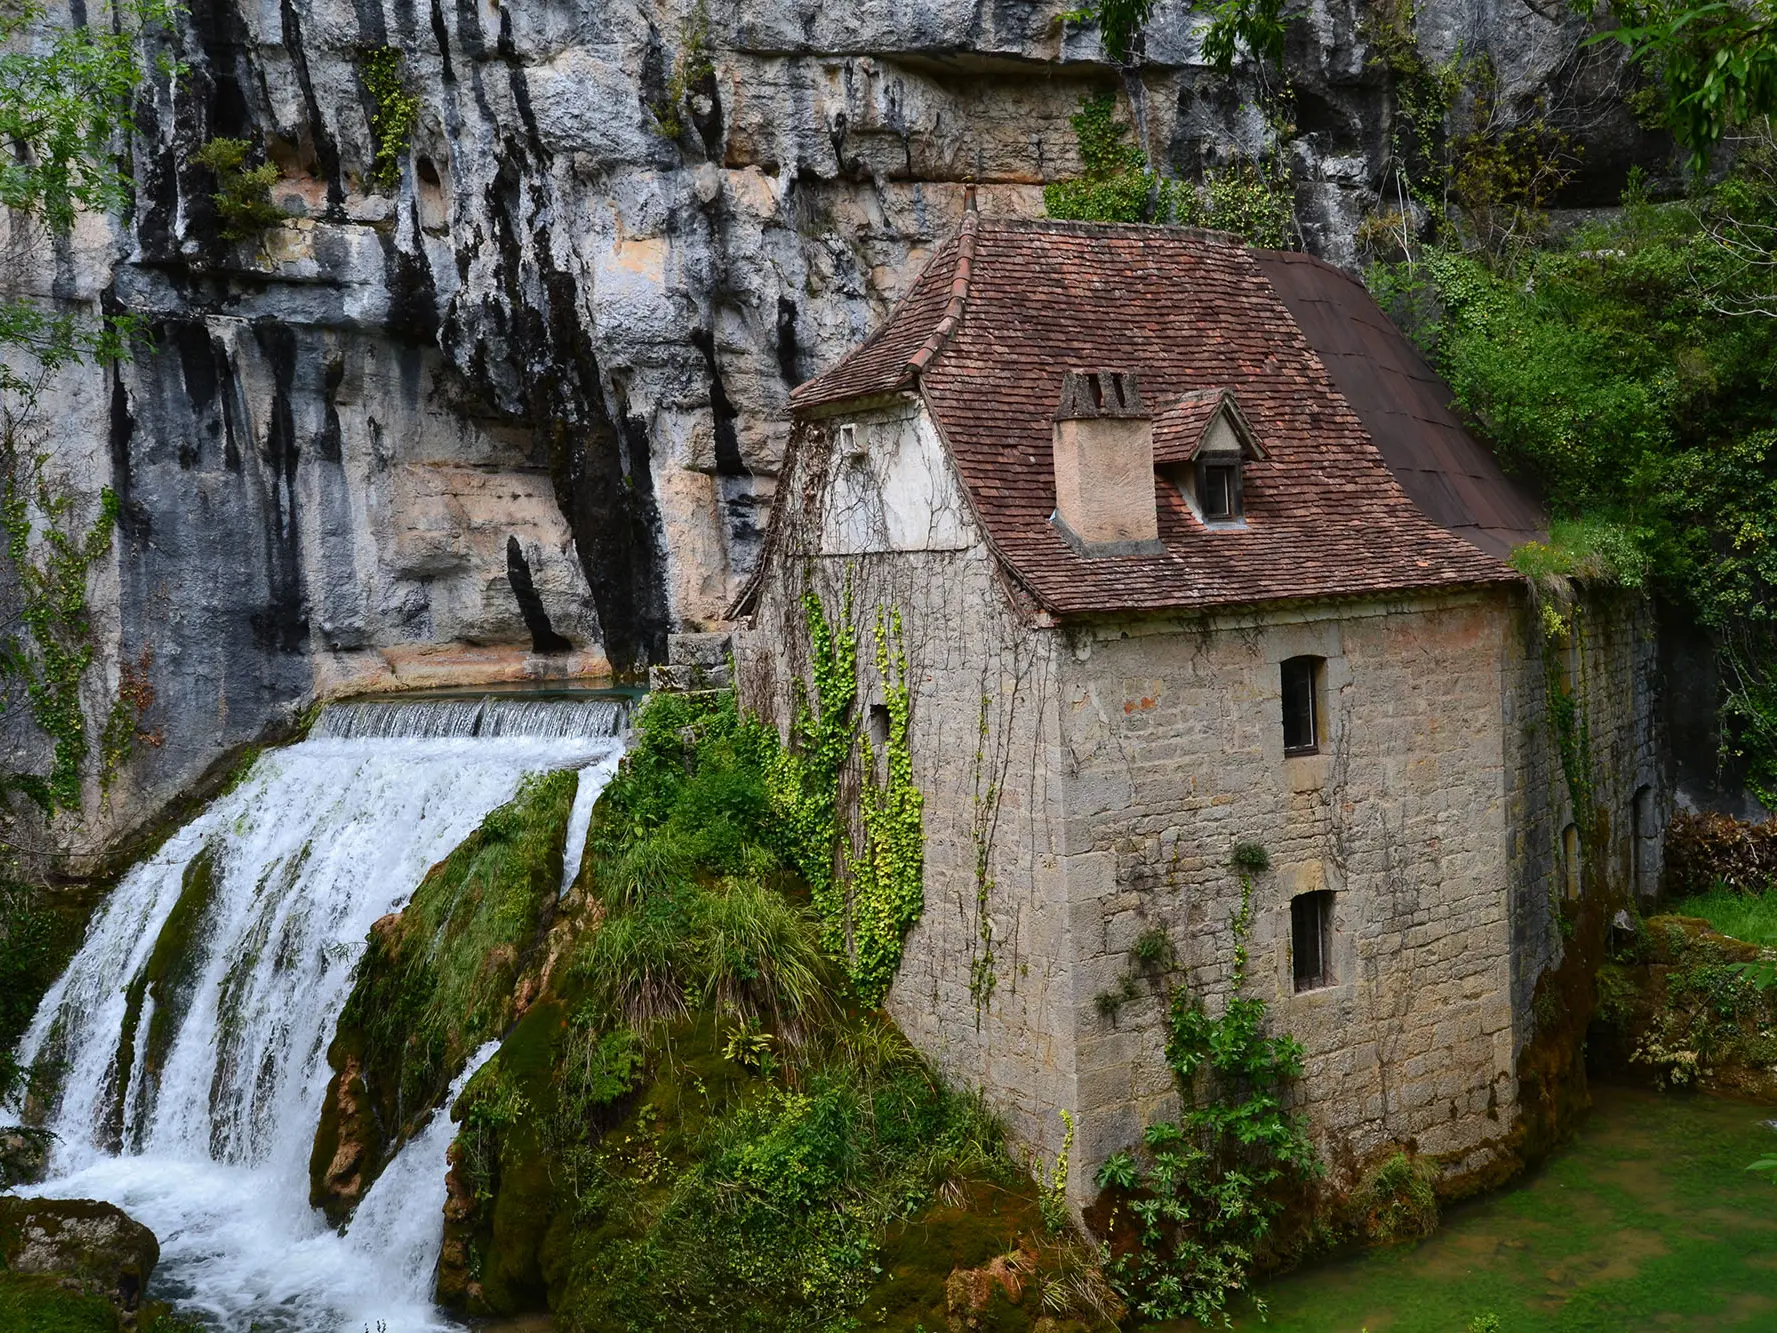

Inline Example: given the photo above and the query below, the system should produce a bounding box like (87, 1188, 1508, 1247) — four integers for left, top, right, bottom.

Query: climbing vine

(770, 580, 858, 956)
(768, 578, 928, 1007)
(1, 448, 119, 815)
(848, 609, 926, 1006)
(968, 695, 1000, 1016)
(358, 46, 418, 187)
(1094, 841, 1318, 1325)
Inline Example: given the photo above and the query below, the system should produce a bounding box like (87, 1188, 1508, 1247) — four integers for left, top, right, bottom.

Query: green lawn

(1664, 891, 1777, 948)
(1211, 1085, 1777, 1332)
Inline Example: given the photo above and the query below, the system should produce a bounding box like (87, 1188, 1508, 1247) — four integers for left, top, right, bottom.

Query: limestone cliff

(2, 0, 1660, 847)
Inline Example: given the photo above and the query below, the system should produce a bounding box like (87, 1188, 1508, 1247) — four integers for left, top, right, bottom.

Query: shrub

(1093, 857, 1317, 1324)
(1663, 810, 1777, 898)
(192, 137, 282, 240)
(1353, 1151, 1440, 1244)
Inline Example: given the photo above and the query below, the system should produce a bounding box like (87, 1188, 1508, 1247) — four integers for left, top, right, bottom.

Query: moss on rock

(98, 846, 218, 1152)
(309, 769, 579, 1225)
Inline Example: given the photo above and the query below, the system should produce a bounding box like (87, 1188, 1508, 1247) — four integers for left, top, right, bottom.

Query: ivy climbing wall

(738, 405, 1080, 1172)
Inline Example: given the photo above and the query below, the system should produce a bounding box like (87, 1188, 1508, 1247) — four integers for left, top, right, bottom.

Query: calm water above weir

(1229, 1084, 1777, 1332)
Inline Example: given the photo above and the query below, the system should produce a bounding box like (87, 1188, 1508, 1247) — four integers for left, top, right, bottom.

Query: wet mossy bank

(309, 769, 582, 1224)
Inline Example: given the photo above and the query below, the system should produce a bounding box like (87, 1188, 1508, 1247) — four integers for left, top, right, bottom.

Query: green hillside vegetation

(437, 692, 1121, 1332)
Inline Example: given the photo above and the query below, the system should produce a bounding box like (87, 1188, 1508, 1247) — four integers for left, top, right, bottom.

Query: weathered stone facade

(738, 398, 1665, 1210)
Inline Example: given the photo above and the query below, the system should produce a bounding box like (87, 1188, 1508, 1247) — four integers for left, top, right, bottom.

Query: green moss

(96, 847, 217, 1148)
(312, 770, 578, 1217)
(0, 1273, 118, 1333)
(141, 847, 217, 1083)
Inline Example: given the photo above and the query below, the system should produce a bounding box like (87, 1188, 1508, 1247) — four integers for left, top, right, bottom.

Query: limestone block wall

(736, 410, 1077, 1167)
(1503, 590, 1666, 1058)
(1053, 592, 1526, 1196)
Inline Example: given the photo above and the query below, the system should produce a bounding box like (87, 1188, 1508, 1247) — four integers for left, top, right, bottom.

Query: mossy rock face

(100, 846, 219, 1152)
(0, 1196, 159, 1317)
(1587, 912, 1777, 1099)
(310, 770, 577, 1225)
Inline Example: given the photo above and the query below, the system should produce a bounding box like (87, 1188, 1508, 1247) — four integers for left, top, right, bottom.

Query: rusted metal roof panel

(1252, 250, 1546, 560)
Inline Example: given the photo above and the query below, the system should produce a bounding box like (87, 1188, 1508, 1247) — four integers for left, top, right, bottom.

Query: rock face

(3, 0, 1661, 847)
(0, 1196, 160, 1318)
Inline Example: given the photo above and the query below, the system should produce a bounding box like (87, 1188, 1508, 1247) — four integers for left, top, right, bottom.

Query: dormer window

(1200, 458, 1241, 520)
(1151, 387, 1266, 529)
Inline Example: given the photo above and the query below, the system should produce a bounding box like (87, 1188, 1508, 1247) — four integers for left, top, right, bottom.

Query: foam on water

(9, 713, 627, 1331)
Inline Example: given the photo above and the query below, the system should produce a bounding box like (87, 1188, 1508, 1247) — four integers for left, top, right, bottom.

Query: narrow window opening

(1292, 891, 1334, 992)
(1200, 460, 1240, 520)
(867, 703, 891, 752)
(1562, 823, 1582, 900)
(1281, 656, 1323, 756)
(839, 423, 862, 459)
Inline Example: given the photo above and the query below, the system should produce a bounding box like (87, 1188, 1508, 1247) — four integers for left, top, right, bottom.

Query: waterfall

(8, 699, 628, 1332)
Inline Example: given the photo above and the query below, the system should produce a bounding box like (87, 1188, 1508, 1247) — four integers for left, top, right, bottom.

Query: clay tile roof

(1151, 389, 1264, 465)
(791, 215, 1524, 617)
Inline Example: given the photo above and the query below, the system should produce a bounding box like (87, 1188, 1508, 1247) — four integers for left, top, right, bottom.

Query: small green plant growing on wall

(358, 47, 417, 187)
(1040, 1108, 1076, 1234)
(650, 0, 715, 140)
(1093, 840, 1318, 1324)
(1043, 91, 1153, 222)
(193, 137, 283, 240)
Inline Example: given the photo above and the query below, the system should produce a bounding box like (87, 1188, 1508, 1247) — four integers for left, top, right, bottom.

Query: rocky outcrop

(4, 0, 1664, 851)
(0, 1196, 160, 1321)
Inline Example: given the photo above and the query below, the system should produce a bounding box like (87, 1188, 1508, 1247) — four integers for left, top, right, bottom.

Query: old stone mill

(3, 1, 1774, 1330)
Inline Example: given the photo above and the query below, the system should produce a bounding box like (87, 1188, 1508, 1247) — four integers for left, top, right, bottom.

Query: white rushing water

(8, 697, 628, 1332)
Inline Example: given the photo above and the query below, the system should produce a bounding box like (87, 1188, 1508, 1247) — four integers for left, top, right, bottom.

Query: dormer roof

(1151, 388, 1267, 465)
(786, 213, 1536, 619)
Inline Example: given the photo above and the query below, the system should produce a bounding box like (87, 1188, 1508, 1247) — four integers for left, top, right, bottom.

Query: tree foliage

(1590, 0, 1777, 168)
(1377, 145, 1777, 800)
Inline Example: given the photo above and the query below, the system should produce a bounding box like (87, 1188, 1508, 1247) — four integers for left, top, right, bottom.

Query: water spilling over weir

(7, 696, 629, 1331)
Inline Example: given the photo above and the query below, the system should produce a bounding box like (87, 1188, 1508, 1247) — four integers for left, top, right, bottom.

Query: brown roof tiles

(791, 215, 1526, 618)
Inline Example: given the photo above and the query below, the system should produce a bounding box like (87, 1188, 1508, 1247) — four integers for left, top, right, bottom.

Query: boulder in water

(0, 1196, 159, 1317)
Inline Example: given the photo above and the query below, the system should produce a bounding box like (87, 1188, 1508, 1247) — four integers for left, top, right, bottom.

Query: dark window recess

(1281, 656, 1321, 755)
(1200, 460, 1240, 519)
(1292, 891, 1334, 992)
(867, 703, 891, 751)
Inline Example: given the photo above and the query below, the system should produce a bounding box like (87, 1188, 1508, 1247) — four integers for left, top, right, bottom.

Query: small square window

(1281, 656, 1322, 756)
(1292, 890, 1334, 992)
(1201, 461, 1240, 520)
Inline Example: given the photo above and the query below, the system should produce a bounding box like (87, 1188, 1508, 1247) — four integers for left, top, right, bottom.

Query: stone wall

(1502, 588, 1666, 1158)
(1054, 592, 1528, 1199)
(738, 407, 1079, 1166)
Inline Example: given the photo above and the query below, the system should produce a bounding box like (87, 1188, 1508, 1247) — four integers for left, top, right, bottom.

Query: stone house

(732, 199, 1664, 1208)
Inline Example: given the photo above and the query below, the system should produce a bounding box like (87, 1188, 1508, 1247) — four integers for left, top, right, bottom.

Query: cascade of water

(312, 694, 629, 741)
(9, 727, 626, 1332)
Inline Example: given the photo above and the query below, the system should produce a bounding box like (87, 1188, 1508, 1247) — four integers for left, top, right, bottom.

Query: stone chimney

(1050, 369, 1162, 556)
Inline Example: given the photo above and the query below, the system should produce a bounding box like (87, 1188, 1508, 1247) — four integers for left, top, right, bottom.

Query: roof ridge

(906, 190, 980, 379)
